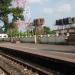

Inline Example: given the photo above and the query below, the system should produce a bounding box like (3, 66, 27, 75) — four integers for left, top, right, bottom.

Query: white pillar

(34, 35, 37, 44)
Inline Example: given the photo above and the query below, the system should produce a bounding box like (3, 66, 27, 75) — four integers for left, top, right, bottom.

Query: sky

(0, 0, 75, 30)
(27, 0, 75, 29)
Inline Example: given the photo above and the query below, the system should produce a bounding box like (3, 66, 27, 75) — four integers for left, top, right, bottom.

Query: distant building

(55, 17, 75, 45)
(0, 33, 8, 38)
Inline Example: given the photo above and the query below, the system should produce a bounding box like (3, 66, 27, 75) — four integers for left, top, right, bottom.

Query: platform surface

(0, 42, 75, 63)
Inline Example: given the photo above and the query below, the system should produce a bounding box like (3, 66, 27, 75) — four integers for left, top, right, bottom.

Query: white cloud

(43, 8, 54, 14)
(28, 0, 41, 4)
(57, 4, 71, 13)
(43, 4, 72, 15)
(28, 0, 48, 4)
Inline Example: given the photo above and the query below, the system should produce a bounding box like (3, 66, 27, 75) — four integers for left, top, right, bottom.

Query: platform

(0, 43, 75, 63)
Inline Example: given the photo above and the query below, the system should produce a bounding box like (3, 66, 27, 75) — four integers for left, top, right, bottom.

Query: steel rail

(0, 47, 75, 75)
(0, 52, 53, 75)
(0, 66, 10, 75)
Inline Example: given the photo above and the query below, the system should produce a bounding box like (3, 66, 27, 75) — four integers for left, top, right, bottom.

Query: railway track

(0, 54, 39, 75)
(0, 47, 75, 75)
(0, 67, 10, 75)
(0, 52, 54, 75)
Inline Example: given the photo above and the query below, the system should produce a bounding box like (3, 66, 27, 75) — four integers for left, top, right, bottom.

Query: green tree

(7, 21, 18, 37)
(43, 26, 50, 34)
(43, 26, 56, 34)
(0, 0, 12, 32)
(11, 7, 24, 21)
(49, 30, 56, 34)
(0, 0, 24, 32)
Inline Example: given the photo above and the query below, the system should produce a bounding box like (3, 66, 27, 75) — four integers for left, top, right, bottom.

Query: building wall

(0, 34, 8, 38)
(56, 28, 75, 36)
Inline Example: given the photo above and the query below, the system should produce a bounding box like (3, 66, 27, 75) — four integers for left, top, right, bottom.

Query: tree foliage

(11, 7, 24, 21)
(43, 26, 50, 34)
(7, 21, 18, 37)
(43, 26, 56, 34)
(0, 0, 24, 32)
